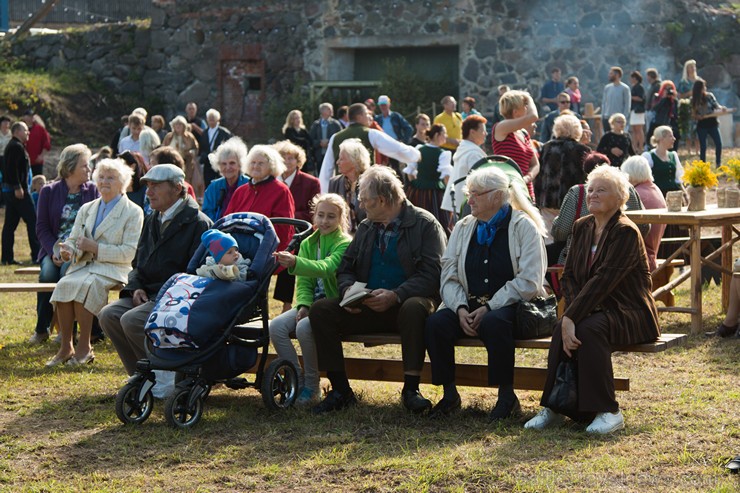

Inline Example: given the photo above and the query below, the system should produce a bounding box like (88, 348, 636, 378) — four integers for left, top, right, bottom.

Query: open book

(339, 282, 374, 308)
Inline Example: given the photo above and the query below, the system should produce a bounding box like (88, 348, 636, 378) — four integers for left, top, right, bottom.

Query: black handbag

(514, 295, 557, 339)
(547, 354, 578, 412)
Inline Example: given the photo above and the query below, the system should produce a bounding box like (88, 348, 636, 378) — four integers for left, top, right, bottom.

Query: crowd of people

(0, 60, 737, 438)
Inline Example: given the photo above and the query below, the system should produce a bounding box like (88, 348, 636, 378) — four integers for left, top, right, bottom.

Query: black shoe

(312, 389, 357, 414)
(429, 394, 462, 418)
(90, 334, 106, 344)
(1, 260, 20, 265)
(489, 396, 521, 422)
(402, 389, 432, 414)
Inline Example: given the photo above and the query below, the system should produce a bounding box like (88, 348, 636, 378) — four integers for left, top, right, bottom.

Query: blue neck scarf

(476, 204, 510, 246)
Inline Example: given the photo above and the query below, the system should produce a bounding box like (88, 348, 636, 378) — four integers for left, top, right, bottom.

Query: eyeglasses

(465, 189, 495, 199)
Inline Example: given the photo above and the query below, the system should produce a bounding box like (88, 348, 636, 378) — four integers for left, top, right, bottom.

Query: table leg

(722, 225, 731, 311)
(690, 225, 703, 334)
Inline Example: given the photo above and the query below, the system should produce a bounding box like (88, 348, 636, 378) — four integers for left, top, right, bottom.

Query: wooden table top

(625, 205, 740, 226)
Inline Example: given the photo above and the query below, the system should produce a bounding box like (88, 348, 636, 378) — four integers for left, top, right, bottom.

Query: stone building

(9, 0, 740, 143)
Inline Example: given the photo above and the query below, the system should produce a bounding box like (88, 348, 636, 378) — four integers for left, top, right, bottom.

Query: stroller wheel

(261, 358, 298, 410)
(164, 385, 204, 429)
(115, 381, 154, 425)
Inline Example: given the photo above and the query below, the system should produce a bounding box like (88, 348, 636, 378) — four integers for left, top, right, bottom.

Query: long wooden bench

(14, 266, 41, 276)
(257, 332, 687, 392)
(0, 283, 122, 293)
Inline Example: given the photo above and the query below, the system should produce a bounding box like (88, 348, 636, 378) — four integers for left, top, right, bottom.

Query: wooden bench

(0, 282, 57, 292)
(258, 332, 687, 392)
(14, 266, 41, 276)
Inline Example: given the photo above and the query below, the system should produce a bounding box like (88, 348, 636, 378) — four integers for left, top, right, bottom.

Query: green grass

(0, 198, 739, 491)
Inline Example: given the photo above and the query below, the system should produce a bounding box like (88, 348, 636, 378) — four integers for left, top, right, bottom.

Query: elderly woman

(282, 110, 315, 173)
(641, 126, 684, 197)
(225, 144, 295, 254)
(45, 158, 144, 367)
(492, 90, 540, 199)
(620, 156, 666, 271)
(551, 152, 646, 266)
(202, 137, 250, 221)
(596, 113, 635, 168)
(328, 138, 370, 233)
(403, 124, 454, 234)
(273, 140, 321, 312)
(526, 166, 660, 434)
(425, 166, 548, 419)
(163, 115, 202, 198)
(137, 127, 161, 168)
(32, 144, 99, 344)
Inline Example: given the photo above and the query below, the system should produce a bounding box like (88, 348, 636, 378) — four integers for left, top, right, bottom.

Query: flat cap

(141, 164, 185, 184)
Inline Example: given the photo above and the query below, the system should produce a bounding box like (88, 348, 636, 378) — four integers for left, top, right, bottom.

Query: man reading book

(309, 166, 446, 415)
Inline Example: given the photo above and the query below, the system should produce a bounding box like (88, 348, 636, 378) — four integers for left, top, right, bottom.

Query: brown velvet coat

(561, 210, 660, 345)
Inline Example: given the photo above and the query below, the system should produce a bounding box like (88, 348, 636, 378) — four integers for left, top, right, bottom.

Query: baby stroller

(114, 212, 313, 428)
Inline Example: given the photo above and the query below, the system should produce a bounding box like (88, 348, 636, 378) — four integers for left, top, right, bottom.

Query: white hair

(93, 158, 134, 191)
(586, 165, 631, 210)
(206, 108, 221, 121)
(248, 144, 286, 177)
(209, 137, 249, 174)
(620, 155, 654, 185)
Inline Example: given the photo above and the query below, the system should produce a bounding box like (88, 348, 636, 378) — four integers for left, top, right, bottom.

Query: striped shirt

(491, 123, 535, 198)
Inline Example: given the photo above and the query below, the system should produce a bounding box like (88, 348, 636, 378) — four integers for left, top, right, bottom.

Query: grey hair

(209, 137, 249, 174)
(620, 155, 654, 185)
(92, 158, 134, 191)
(206, 108, 221, 121)
(248, 144, 286, 177)
(169, 115, 188, 132)
(57, 143, 91, 179)
(586, 165, 631, 210)
(358, 165, 406, 206)
(552, 114, 583, 141)
(465, 167, 547, 236)
(138, 128, 161, 158)
(338, 138, 371, 175)
(318, 102, 333, 114)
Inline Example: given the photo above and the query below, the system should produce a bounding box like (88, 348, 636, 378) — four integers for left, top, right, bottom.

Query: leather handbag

(514, 295, 557, 339)
(547, 354, 578, 412)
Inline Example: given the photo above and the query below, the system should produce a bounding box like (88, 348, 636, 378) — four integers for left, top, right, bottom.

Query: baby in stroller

(117, 212, 310, 428)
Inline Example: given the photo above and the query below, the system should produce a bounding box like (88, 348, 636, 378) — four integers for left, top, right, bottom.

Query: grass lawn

(1, 163, 739, 491)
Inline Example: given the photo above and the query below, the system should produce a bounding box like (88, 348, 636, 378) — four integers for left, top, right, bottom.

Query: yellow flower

(683, 160, 719, 188)
(719, 158, 740, 183)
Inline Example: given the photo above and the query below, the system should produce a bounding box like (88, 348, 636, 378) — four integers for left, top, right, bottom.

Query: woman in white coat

(46, 158, 144, 367)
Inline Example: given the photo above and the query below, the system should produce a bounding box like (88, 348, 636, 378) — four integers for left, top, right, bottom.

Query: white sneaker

(586, 411, 625, 434)
(524, 407, 565, 430)
(28, 332, 49, 344)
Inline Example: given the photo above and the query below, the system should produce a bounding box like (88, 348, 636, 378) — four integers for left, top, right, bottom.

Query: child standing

(196, 229, 251, 281)
(269, 194, 351, 405)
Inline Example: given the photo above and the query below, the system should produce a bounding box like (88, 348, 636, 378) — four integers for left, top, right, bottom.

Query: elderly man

(309, 166, 447, 414)
(308, 102, 342, 170)
(433, 96, 463, 152)
(185, 102, 206, 138)
(1, 121, 40, 265)
(199, 108, 233, 189)
(374, 95, 413, 144)
(318, 103, 421, 193)
(98, 164, 212, 377)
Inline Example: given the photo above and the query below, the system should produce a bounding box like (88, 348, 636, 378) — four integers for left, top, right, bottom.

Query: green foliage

(263, 74, 316, 141)
(665, 21, 685, 35)
(377, 57, 457, 119)
(678, 98, 692, 140)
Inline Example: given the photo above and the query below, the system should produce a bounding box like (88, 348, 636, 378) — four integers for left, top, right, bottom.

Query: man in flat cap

(99, 164, 212, 381)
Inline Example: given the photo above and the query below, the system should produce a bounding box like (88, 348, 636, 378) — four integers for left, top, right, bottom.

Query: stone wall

(9, 0, 740, 142)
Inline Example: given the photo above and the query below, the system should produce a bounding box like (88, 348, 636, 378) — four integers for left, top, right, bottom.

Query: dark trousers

(540, 312, 618, 422)
(309, 296, 435, 373)
(31, 164, 44, 176)
(1, 191, 40, 263)
(273, 269, 295, 303)
(697, 125, 722, 165)
(425, 305, 516, 387)
(35, 255, 69, 335)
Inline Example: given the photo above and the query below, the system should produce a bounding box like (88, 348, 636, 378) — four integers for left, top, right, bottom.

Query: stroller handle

(270, 217, 313, 252)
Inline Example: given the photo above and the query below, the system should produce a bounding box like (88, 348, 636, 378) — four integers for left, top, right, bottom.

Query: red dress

(492, 123, 536, 199)
(224, 176, 295, 252)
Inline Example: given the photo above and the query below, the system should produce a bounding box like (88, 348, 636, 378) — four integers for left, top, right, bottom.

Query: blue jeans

(697, 124, 722, 166)
(35, 255, 70, 335)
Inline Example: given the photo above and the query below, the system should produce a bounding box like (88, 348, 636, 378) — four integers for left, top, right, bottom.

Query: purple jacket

(35, 179, 99, 261)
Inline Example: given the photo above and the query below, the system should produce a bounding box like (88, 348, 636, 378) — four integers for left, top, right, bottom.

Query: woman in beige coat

(46, 159, 143, 367)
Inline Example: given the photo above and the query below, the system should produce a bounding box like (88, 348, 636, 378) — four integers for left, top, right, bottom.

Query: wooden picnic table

(625, 205, 740, 334)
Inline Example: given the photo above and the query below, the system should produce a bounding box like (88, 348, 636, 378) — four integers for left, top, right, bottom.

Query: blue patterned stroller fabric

(144, 212, 279, 351)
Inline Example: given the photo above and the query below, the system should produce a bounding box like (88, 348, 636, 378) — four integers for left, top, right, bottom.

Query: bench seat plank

(14, 267, 41, 275)
(0, 282, 57, 292)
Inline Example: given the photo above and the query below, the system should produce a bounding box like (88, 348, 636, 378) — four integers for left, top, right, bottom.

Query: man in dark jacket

(1, 122, 40, 264)
(199, 108, 232, 190)
(374, 95, 413, 144)
(309, 166, 446, 414)
(98, 164, 212, 376)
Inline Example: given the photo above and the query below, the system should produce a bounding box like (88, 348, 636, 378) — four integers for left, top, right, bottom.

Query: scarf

(476, 204, 510, 247)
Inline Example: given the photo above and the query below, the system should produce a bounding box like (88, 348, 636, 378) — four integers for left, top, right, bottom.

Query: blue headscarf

(476, 203, 510, 247)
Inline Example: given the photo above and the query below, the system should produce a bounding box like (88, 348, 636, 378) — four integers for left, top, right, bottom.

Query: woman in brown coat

(525, 165, 660, 434)
(163, 116, 202, 200)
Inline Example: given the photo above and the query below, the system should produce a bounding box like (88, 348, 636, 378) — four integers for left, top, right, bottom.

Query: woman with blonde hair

(270, 193, 352, 405)
(282, 109, 315, 173)
(163, 115, 202, 198)
(492, 90, 540, 199)
(425, 166, 547, 418)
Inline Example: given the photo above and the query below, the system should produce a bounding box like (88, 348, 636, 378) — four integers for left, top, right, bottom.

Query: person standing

(540, 68, 565, 112)
(601, 67, 631, 133)
(185, 102, 206, 139)
(433, 96, 463, 152)
(691, 79, 734, 166)
(308, 103, 342, 172)
(644, 68, 662, 146)
(441, 115, 488, 216)
(1, 122, 40, 264)
(629, 71, 646, 154)
(117, 113, 144, 155)
(199, 108, 233, 190)
(21, 110, 51, 177)
(374, 95, 414, 144)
